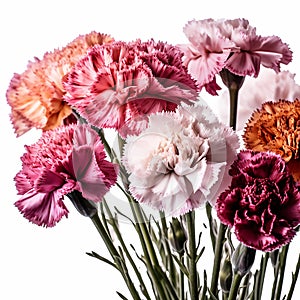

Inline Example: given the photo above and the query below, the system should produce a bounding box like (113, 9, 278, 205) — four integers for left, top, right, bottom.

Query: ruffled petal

(15, 189, 69, 227)
(225, 52, 261, 77)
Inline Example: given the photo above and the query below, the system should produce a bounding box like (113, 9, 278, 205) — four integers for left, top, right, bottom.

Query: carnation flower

(178, 19, 236, 95)
(206, 67, 300, 130)
(64, 40, 199, 138)
(6, 32, 114, 136)
(179, 18, 292, 95)
(243, 99, 300, 181)
(14, 124, 118, 227)
(122, 102, 239, 216)
(216, 150, 300, 251)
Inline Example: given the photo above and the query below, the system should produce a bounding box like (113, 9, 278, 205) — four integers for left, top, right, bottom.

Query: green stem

(210, 222, 227, 298)
(229, 87, 239, 130)
(133, 202, 160, 267)
(160, 212, 177, 287)
(93, 127, 114, 161)
(91, 214, 119, 258)
(180, 255, 185, 300)
(90, 213, 141, 300)
(222, 293, 228, 300)
(271, 264, 280, 300)
(206, 203, 216, 252)
(121, 190, 169, 300)
(228, 273, 242, 300)
(103, 200, 151, 300)
(275, 244, 290, 300)
(201, 270, 208, 300)
(186, 211, 198, 300)
(239, 272, 251, 300)
(286, 253, 300, 300)
(257, 253, 269, 299)
(133, 204, 178, 300)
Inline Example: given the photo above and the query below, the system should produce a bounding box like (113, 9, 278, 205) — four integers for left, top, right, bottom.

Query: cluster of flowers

(6, 17, 300, 299)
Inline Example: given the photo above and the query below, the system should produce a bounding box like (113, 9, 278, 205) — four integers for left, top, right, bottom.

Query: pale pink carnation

(122, 102, 239, 216)
(14, 124, 118, 227)
(179, 18, 292, 95)
(64, 40, 199, 138)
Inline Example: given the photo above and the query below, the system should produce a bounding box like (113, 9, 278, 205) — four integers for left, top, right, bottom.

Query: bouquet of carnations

(6, 18, 300, 300)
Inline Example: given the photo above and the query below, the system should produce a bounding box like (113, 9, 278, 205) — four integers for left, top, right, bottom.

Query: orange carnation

(6, 32, 114, 136)
(243, 99, 300, 181)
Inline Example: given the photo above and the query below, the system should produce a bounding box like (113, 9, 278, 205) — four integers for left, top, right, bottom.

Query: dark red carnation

(216, 150, 300, 251)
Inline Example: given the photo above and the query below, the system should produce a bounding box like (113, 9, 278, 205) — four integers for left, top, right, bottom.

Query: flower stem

(160, 212, 177, 288)
(90, 213, 141, 300)
(93, 127, 114, 161)
(180, 254, 185, 300)
(257, 252, 269, 299)
(210, 222, 227, 298)
(239, 272, 251, 300)
(206, 203, 216, 252)
(228, 273, 242, 300)
(186, 211, 198, 300)
(103, 200, 152, 300)
(228, 87, 239, 130)
(123, 191, 173, 299)
(219, 69, 245, 130)
(286, 253, 300, 300)
(274, 244, 290, 300)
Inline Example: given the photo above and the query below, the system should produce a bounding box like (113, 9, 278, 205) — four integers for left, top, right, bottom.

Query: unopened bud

(220, 256, 233, 293)
(168, 218, 187, 254)
(232, 243, 256, 277)
(67, 190, 97, 218)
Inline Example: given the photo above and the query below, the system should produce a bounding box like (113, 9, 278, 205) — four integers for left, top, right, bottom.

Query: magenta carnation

(14, 124, 118, 227)
(216, 150, 300, 251)
(63, 40, 199, 137)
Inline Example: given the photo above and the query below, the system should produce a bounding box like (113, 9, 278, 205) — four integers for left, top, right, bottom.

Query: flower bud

(67, 190, 98, 218)
(232, 243, 256, 277)
(219, 256, 233, 293)
(168, 218, 187, 254)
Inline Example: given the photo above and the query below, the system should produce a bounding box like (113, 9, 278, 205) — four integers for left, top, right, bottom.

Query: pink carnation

(216, 150, 300, 251)
(14, 124, 118, 227)
(122, 102, 239, 216)
(179, 18, 292, 95)
(64, 40, 199, 137)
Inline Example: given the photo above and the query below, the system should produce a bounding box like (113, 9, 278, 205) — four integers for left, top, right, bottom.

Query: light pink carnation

(14, 124, 118, 227)
(64, 40, 199, 138)
(179, 18, 292, 95)
(178, 19, 236, 95)
(122, 102, 239, 216)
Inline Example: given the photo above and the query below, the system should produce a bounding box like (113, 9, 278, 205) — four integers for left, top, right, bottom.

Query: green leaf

(172, 254, 189, 277)
(86, 251, 118, 270)
(116, 291, 130, 300)
(207, 287, 219, 300)
(196, 246, 205, 263)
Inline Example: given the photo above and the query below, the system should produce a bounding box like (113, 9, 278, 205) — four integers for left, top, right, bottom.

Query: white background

(1, 0, 300, 299)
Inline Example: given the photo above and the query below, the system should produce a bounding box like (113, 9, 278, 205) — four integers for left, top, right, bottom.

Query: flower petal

(15, 189, 69, 227)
